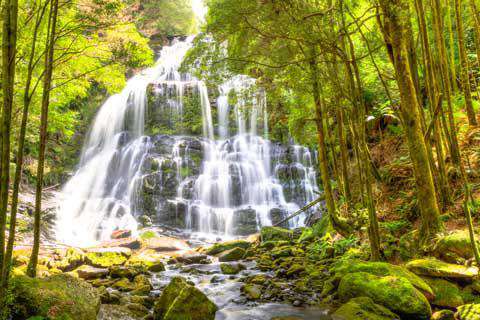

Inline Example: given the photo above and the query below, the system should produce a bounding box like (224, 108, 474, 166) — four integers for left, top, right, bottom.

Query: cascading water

(56, 36, 321, 246)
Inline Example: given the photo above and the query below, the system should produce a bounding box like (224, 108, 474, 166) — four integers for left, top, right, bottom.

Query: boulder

(85, 247, 131, 268)
(431, 310, 455, 320)
(204, 240, 252, 255)
(97, 304, 143, 320)
(424, 277, 464, 308)
(75, 265, 109, 280)
(332, 259, 433, 299)
(406, 258, 478, 280)
(153, 276, 217, 320)
(111, 229, 132, 239)
(109, 266, 140, 279)
(260, 226, 293, 242)
(332, 297, 400, 320)
(242, 283, 262, 300)
(50, 248, 85, 272)
(126, 249, 165, 272)
(175, 253, 209, 264)
(144, 235, 190, 252)
(218, 247, 246, 262)
(220, 263, 246, 275)
(455, 303, 480, 320)
(434, 231, 478, 263)
(338, 272, 431, 319)
(10, 274, 100, 320)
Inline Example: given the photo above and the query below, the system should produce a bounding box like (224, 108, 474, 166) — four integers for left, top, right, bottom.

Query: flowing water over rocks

(55, 36, 321, 247)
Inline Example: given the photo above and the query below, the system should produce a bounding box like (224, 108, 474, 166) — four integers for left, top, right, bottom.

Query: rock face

(153, 276, 218, 320)
(10, 274, 100, 320)
(337, 272, 432, 319)
(332, 297, 400, 320)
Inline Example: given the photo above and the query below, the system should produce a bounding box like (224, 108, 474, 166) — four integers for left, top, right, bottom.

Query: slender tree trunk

(2, 0, 46, 288)
(446, 0, 459, 92)
(337, 107, 351, 203)
(309, 48, 350, 237)
(0, 0, 19, 287)
(454, 0, 477, 125)
(27, 0, 58, 278)
(415, 0, 452, 208)
(379, 0, 442, 244)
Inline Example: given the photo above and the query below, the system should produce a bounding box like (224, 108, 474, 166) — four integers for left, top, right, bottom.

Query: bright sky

(191, 0, 208, 24)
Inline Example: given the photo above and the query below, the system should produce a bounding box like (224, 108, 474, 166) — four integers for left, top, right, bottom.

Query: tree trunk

(454, 0, 477, 126)
(0, 0, 19, 287)
(378, 0, 442, 244)
(27, 0, 59, 278)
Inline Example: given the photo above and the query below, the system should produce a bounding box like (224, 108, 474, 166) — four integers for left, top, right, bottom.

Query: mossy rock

(97, 304, 143, 320)
(433, 231, 478, 263)
(85, 247, 131, 268)
(423, 277, 464, 308)
(204, 240, 251, 255)
(218, 247, 246, 262)
(242, 283, 262, 300)
(50, 248, 85, 272)
(9, 274, 100, 320)
(406, 258, 478, 280)
(332, 297, 400, 320)
(112, 278, 136, 292)
(220, 263, 245, 275)
(431, 309, 455, 320)
(75, 265, 109, 280)
(332, 259, 433, 299)
(126, 249, 165, 272)
(153, 276, 217, 320)
(455, 303, 480, 320)
(260, 226, 293, 242)
(338, 272, 431, 319)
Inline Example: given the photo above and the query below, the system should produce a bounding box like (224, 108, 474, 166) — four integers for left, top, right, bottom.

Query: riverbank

(6, 221, 480, 320)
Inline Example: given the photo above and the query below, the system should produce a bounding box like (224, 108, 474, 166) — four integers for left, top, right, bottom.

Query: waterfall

(55, 36, 321, 246)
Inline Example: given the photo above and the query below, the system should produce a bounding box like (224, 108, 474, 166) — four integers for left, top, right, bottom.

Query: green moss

(140, 230, 158, 240)
(9, 274, 100, 320)
(455, 303, 480, 320)
(204, 240, 252, 255)
(338, 272, 431, 319)
(434, 230, 478, 263)
(333, 297, 400, 320)
(406, 258, 479, 279)
(332, 259, 433, 297)
(260, 226, 293, 242)
(153, 276, 217, 320)
(242, 284, 262, 300)
(220, 263, 245, 275)
(218, 247, 246, 262)
(85, 248, 130, 268)
(424, 277, 464, 308)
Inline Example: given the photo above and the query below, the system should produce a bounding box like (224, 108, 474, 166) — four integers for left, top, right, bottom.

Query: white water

(56, 36, 321, 246)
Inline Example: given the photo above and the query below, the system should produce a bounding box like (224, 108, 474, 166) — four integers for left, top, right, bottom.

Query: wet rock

(113, 278, 136, 292)
(231, 208, 258, 235)
(242, 283, 262, 300)
(9, 274, 100, 320)
(111, 229, 132, 239)
(97, 304, 143, 320)
(153, 276, 218, 320)
(338, 272, 431, 319)
(220, 262, 246, 275)
(406, 258, 478, 280)
(260, 226, 293, 242)
(218, 247, 246, 262)
(424, 277, 464, 308)
(431, 310, 455, 320)
(75, 265, 109, 280)
(204, 239, 252, 255)
(144, 235, 190, 252)
(332, 297, 400, 320)
(455, 303, 480, 319)
(126, 250, 165, 272)
(175, 253, 209, 264)
(126, 303, 150, 317)
(109, 266, 140, 280)
(85, 247, 131, 268)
